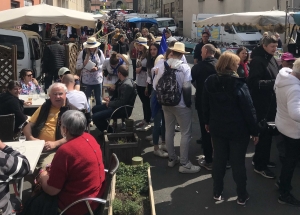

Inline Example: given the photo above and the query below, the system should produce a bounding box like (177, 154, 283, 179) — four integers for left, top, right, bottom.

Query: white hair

(48, 83, 67, 94)
(293, 58, 300, 74)
(61, 110, 86, 137)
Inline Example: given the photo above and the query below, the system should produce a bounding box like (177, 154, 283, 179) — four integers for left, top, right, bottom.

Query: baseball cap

(281, 52, 296, 61)
(58, 67, 70, 76)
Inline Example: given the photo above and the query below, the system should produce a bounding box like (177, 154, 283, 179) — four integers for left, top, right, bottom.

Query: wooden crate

(104, 132, 141, 166)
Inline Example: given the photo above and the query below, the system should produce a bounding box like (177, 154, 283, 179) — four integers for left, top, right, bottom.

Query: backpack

(82, 49, 101, 62)
(156, 61, 181, 106)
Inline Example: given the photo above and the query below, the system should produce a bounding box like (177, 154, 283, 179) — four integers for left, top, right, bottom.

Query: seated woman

(0, 81, 31, 132)
(19, 68, 41, 95)
(37, 110, 105, 215)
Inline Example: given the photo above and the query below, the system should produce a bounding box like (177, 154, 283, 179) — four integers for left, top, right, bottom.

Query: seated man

(62, 74, 90, 111)
(56, 67, 80, 91)
(0, 140, 30, 215)
(92, 65, 137, 132)
(23, 83, 77, 172)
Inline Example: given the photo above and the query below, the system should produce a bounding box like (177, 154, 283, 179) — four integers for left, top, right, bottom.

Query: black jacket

(191, 57, 217, 111)
(109, 78, 137, 117)
(248, 45, 279, 121)
(203, 74, 258, 139)
(237, 63, 249, 78)
(193, 41, 216, 62)
(0, 92, 27, 132)
(113, 41, 129, 54)
(31, 99, 77, 140)
(42, 43, 66, 74)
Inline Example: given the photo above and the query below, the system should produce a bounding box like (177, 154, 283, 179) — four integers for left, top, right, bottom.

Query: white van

(191, 14, 262, 49)
(0, 29, 42, 78)
(155, 17, 177, 35)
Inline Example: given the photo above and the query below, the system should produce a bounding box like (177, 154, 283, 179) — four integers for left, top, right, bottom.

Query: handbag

(258, 93, 280, 136)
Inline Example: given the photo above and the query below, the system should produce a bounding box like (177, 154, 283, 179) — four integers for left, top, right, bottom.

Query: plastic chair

(59, 153, 120, 215)
(0, 114, 15, 141)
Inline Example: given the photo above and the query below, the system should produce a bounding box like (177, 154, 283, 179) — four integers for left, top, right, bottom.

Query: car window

(0, 35, 24, 60)
(30, 38, 41, 60)
(158, 20, 175, 28)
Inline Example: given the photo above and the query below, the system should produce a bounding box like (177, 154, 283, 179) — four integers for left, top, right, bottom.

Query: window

(224, 24, 235, 34)
(234, 25, 258, 33)
(29, 38, 41, 60)
(11, 1, 20, 8)
(0, 35, 24, 60)
(157, 20, 176, 28)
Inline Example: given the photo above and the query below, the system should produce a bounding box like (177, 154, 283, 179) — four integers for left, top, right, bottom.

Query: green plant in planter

(113, 162, 150, 215)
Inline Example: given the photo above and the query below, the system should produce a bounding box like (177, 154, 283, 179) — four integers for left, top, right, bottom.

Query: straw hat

(83, 37, 101, 49)
(169, 42, 189, 54)
(155, 36, 162, 45)
(134, 37, 149, 49)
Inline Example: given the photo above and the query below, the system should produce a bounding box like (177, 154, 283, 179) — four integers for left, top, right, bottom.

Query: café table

(5, 140, 45, 199)
(19, 95, 45, 108)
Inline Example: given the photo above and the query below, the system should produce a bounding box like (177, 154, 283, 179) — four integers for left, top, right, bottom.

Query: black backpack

(156, 61, 181, 106)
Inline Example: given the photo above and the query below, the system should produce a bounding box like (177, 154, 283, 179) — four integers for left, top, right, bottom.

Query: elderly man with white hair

(23, 83, 78, 172)
(274, 58, 300, 206)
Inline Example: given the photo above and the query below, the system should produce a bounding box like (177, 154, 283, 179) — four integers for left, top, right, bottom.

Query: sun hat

(134, 37, 149, 49)
(83, 37, 101, 49)
(58, 67, 70, 76)
(169, 42, 189, 54)
(281, 52, 296, 61)
(155, 37, 162, 45)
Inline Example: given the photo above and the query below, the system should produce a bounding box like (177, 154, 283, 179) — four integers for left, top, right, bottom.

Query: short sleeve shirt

(29, 105, 60, 141)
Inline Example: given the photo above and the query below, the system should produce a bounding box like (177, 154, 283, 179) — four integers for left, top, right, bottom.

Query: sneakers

(213, 193, 224, 201)
(198, 158, 212, 171)
(154, 149, 168, 158)
(252, 161, 276, 168)
(179, 161, 201, 173)
(237, 195, 250, 206)
(136, 123, 152, 131)
(145, 135, 153, 141)
(254, 168, 276, 179)
(278, 194, 300, 207)
(135, 120, 145, 128)
(161, 144, 168, 152)
(168, 156, 180, 167)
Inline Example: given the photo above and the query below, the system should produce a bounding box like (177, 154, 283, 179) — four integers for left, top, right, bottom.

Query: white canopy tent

(195, 11, 295, 33)
(93, 13, 109, 20)
(0, 4, 96, 28)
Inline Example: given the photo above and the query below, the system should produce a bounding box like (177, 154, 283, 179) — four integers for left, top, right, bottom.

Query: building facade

(110, 0, 133, 9)
(45, 0, 85, 11)
(183, 0, 300, 38)
(0, 0, 40, 11)
(91, 0, 111, 11)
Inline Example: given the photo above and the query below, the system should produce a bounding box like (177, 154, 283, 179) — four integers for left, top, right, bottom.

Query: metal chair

(59, 153, 120, 215)
(0, 114, 15, 141)
(106, 105, 134, 132)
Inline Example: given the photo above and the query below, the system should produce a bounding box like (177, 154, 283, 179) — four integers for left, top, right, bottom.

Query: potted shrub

(109, 163, 156, 215)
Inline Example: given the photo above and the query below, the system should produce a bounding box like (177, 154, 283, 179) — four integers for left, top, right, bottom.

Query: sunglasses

(26, 74, 33, 77)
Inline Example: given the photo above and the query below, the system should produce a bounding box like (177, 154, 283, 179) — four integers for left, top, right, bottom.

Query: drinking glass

(19, 135, 26, 143)
(28, 91, 33, 103)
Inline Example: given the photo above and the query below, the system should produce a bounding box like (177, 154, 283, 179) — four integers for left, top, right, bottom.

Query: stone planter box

(104, 132, 141, 166)
(108, 167, 156, 215)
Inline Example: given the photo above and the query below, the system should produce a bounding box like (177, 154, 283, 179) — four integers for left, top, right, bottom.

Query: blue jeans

(92, 104, 114, 132)
(152, 109, 165, 145)
(85, 83, 102, 106)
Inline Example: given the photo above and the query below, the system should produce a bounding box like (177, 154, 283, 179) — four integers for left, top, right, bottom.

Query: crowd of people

(1, 18, 300, 214)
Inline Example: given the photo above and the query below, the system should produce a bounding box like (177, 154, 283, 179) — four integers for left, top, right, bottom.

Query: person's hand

(104, 97, 110, 102)
(107, 75, 111, 81)
(252, 136, 259, 145)
(154, 68, 159, 75)
(24, 101, 32, 106)
(74, 75, 80, 80)
(91, 67, 98, 72)
(205, 125, 210, 133)
(144, 88, 149, 96)
(32, 78, 38, 86)
(136, 67, 141, 74)
(44, 141, 57, 151)
(0, 140, 6, 150)
(109, 85, 115, 91)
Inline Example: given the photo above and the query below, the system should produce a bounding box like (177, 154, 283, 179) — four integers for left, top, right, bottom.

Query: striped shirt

(0, 146, 30, 215)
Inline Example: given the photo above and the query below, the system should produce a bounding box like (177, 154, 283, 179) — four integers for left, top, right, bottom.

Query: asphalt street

(18, 58, 300, 215)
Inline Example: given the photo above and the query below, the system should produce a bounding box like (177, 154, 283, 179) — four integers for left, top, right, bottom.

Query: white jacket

(275, 68, 300, 139)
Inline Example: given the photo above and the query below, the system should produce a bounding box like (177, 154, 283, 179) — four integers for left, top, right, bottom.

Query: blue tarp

(293, 12, 300, 26)
(127, 17, 157, 24)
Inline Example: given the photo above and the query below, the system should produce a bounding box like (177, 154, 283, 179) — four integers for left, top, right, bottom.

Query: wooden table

(5, 140, 45, 199)
(19, 95, 45, 108)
